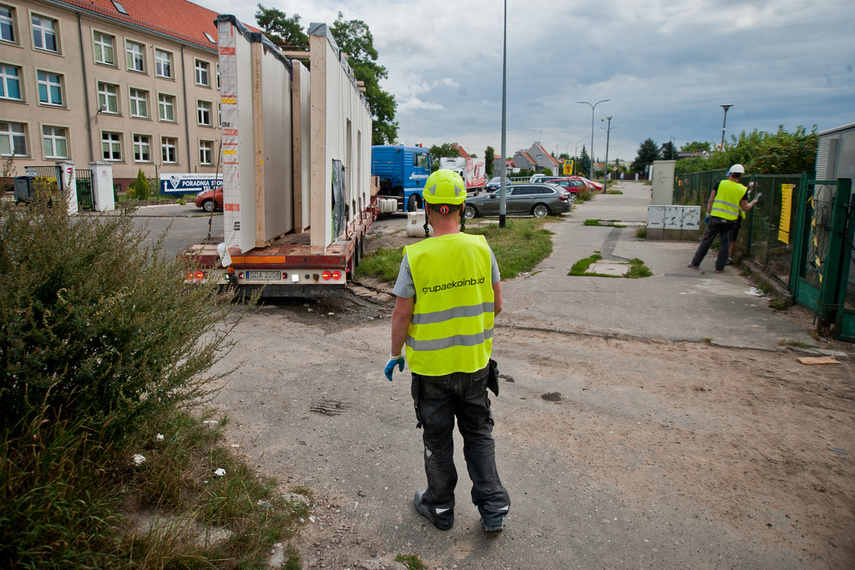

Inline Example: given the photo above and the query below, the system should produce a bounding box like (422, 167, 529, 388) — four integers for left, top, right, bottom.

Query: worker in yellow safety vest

(688, 164, 759, 273)
(385, 169, 510, 532)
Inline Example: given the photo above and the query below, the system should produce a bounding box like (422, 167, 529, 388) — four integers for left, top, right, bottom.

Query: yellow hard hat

(423, 169, 466, 205)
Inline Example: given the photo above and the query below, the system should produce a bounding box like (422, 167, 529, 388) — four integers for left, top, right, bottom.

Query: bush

(128, 168, 150, 201)
(0, 191, 239, 443)
(0, 189, 244, 565)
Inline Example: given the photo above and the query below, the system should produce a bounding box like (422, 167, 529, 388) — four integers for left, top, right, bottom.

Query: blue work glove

(704, 215, 710, 224)
(385, 353, 405, 381)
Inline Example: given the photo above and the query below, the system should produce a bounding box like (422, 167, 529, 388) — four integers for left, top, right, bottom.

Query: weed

(635, 225, 647, 239)
(569, 253, 602, 276)
(397, 553, 427, 570)
(358, 246, 405, 282)
(607, 189, 623, 194)
(741, 266, 751, 277)
(769, 298, 787, 310)
(583, 219, 625, 228)
(626, 258, 653, 278)
(778, 339, 815, 348)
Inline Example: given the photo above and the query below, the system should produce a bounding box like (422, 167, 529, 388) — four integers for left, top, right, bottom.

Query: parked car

(485, 176, 512, 191)
(195, 187, 223, 212)
(463, 183, 571, 219)
(529, 174, 566, 184)
(580, 176, 604, 191)
(546, 177, 590, 199)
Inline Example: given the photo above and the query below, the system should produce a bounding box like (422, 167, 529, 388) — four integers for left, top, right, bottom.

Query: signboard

(159, 173, 223, 195)
(563, 159, 574, 175)
(778, 184, 794, 244)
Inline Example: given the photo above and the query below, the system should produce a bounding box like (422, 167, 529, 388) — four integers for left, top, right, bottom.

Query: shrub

(0, 189, 238, 445)
(128, 168, 150, 201)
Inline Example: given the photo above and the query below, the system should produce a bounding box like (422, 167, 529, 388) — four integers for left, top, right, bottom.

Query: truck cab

(371, 145, 431, 211)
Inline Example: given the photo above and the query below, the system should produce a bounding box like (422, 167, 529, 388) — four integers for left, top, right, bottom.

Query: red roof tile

(59, 0, 228, 49)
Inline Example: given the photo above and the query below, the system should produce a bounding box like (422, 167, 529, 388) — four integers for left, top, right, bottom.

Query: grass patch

(635, 224, 647, 239)
(626, 258, 653, 278)
(569, 253, 602, 276)
(397, 553, 427, 570)
(584, 219, 626, 228)
(778, 339, 815, 348)
(360, 219, 555, 283)
(607, 189, 623, 195)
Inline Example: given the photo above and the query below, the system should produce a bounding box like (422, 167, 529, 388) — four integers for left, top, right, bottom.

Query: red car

(546, 178, 591, 199)
(195, 186, 223, 212)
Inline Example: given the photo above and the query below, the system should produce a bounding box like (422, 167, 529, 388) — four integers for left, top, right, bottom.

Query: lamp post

(577, 99, 609, 180)
(499, 0, 508, 228)
(720, 104, 733, 150)
(601, 116, 612, 185)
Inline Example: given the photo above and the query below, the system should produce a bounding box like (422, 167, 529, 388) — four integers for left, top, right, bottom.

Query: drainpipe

(181, 45, 191, 184)
(77, 14, 95, 163)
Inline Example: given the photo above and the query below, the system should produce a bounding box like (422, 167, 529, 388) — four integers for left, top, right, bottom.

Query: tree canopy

(630, 139, 661, 174)
(484, 146, 495, 177)
(428, 143, 459, 171)
(661, 141, 677, 160)
(254, 5, 398, 145)
(577, 146, 591, 178)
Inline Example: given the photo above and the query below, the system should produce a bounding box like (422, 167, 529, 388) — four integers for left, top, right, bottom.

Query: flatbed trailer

(184, 15, 374, 297)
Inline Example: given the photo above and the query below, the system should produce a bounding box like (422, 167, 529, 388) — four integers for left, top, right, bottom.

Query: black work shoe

(481, 516, 505, 532)
(414, 490, 453, 530)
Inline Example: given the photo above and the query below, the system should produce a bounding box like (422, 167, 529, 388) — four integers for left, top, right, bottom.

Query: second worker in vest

(688, 164, 759, 273)
(385, 169, 511, 533)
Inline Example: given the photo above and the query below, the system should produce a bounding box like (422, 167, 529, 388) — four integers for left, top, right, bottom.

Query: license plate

(245, 270, 280, 280)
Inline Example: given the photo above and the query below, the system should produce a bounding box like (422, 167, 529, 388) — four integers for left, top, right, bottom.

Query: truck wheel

(532, 204, 550, 218)
(202, 199, 215, 213)
(464, 204, 478, 220)
(407, 194, 417, 212)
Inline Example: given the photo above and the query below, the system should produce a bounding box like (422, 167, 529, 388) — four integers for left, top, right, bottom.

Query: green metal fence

(675, 170, 805, 288)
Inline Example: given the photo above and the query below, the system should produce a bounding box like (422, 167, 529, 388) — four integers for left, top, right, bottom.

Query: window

(161, 137, 177, 164)
(97, 82, 119, 113)
(199, 140, 213, 165)
(101, 132, 121, 161)
(93, 32, 115, 65)
(37, 71, 63, 106)
(155, 49, 172, 78)
(0, 63, 21, 100)
(42, 125, 68, 159)
(197, 100, 211, 126)
(0, 121, 27, 156)
(158, 93, 175, 121)
(133, 134, 151, 162)
(32, 15, 58, 52)
(129, 88, 149, 118)
(216, 63, 220, 89)
(126, 40, 144, 72)
(1, 5, 17, 43)
(195, 60, 210, 86)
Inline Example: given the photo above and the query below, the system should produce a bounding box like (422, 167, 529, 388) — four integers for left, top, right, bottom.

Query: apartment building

(0, 0, 222, 191)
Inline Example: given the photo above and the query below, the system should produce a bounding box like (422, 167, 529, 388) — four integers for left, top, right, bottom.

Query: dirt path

(209, 291, 854, 569)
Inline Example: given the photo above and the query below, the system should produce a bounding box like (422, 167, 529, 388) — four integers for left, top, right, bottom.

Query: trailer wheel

(406, 194, 418, 212)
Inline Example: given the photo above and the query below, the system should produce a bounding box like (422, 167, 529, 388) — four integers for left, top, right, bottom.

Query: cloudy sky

(203, 0, 854, 164)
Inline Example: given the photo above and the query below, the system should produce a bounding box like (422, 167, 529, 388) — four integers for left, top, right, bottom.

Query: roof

(451, 143, 470, 158)
(58, 0, 225, 50)
(533, 143, 561, 167)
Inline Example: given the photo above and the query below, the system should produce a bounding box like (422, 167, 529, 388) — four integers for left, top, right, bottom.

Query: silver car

(463, 183, 571, 219)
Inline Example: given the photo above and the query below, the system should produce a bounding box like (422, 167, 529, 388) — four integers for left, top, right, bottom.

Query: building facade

(1, 0, 222, 191)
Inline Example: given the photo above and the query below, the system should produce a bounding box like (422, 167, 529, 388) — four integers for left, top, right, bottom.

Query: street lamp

(499, 0, 508, 228)
(601, 116, 613, 184)
(577, 99, 609, 180)
(720, 104, 733, 150)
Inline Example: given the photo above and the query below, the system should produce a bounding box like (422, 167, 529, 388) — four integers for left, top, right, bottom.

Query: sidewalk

(498, 181, 821, 350)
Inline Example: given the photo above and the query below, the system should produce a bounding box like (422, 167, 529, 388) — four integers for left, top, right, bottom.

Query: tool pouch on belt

(487, 359, 500, 396)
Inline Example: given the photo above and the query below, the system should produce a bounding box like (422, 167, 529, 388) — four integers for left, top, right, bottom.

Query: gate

(790, 175, 855, 340)
(23, 165, 93, 209)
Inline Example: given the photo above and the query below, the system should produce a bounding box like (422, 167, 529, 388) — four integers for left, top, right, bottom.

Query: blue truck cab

(371, 144, 431, 211)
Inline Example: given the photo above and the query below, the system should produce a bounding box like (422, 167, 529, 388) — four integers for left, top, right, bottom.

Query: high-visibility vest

(710, 180, 746, 221)
(404, 233, 494, 376)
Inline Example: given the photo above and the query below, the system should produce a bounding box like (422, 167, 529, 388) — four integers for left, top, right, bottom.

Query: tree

(661, 141, 677, 160)
(681, 141, 711, 153)
(255, 5, 308, 49)
(484, 147, 495, 177)
(330, 13, 398, 145)
(254, 6, 398, 145)
(128, 168, 150, 201)
(577, 146, 591, 178)
(428, 143, 459, 171)
(631, 139, 660, 175)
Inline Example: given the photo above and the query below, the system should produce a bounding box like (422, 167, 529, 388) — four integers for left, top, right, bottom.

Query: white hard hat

(728, 164, 745, 175)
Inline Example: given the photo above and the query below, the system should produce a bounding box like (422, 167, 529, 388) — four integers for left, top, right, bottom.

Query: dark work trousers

(412, 366, 510, 519)
(691, 216, 736, 271)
